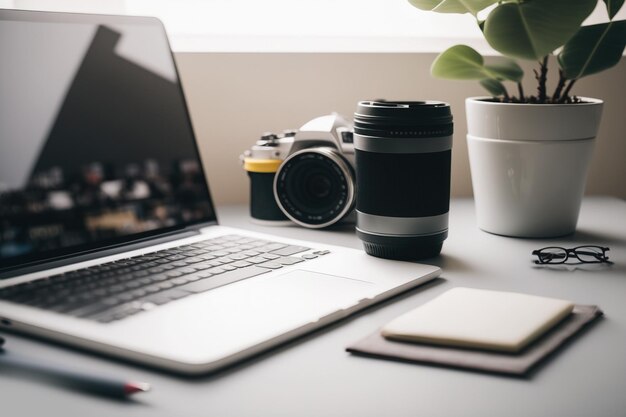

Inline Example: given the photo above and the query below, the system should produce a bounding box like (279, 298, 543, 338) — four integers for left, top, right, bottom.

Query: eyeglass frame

(532, 245, 612, 265)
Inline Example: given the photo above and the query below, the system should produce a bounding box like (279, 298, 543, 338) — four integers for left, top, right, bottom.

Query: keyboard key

(224, 247, 243, 254)
(227, 253, 249, 261)
(109, 284, 125, 293)
(231, 260, 252, 268)
(271, 245, 310, 256)
(66, 303, 111, 317)
(214, 257, 234, 265)
(149, 274, 169, 282)
(179, 266, 270, 294)
(185, 274, 203, 282)
(245, 257, 269, 264)
(130, 289, 147, 298)
(276, 257, 305, 265)
(124, 281, 142, 289)
(92, 303, 143, 322)
(143, 285, 162, 294)
(184, 257, 205, 264)
(190, 262, 211, 271)
(118, 293, 135, 302)
(258, 243, 287, 252)
(248, 240, 269, 248)
(257, 262, 283, 270)
(157, 281, 175, 290)
(171, 277, 191, 286)
(137, 289, 192, 308)
(68, 300, 118, 318)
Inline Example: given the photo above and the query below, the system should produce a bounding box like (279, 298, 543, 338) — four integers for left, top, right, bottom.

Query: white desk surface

(2, 197, 625, 417)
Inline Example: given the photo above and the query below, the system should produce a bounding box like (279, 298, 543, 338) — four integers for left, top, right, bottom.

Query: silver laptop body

(0, 9, 440, 374)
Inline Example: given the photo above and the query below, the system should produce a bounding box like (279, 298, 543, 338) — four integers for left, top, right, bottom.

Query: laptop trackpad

(221, 269, 376, 348)
(252, 269, 377, 320)
(132, 269, 377, 362)
(270, 269, 375, 311)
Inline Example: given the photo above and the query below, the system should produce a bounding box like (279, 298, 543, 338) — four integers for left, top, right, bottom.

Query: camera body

(241, 114, 356, 228)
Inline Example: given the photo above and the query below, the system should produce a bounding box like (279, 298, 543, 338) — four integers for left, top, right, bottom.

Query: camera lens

(306, 174, 332, 198)
(274, 147, 355, 228)
(354, 100, 453, 260)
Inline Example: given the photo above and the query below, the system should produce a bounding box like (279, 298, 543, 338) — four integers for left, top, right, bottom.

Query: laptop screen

(0, 11, 217, 273)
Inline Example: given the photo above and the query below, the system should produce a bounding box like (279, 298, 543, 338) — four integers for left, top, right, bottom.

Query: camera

(242, 101, 453, 261)
(241, 114, 356, 228)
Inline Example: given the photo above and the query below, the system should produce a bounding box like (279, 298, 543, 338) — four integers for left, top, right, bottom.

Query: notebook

(381, 287, 574, 353)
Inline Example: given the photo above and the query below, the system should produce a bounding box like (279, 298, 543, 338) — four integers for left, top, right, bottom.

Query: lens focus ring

(274, 147, 355, 228)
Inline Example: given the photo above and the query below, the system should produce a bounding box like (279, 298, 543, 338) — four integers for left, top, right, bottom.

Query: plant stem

(552, 70, 567, 103)
(502, 86, 510, 102)
(517, 82, 525, 102)
(559, 79, 577, 103)
(536, 56, 549, 103)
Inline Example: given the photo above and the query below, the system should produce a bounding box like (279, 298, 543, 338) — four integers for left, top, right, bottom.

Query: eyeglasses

(532, 246, 612, 265)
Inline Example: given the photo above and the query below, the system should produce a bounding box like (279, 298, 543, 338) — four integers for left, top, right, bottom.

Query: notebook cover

(381, 287, 575, 353)
(347, 305, 602, 376)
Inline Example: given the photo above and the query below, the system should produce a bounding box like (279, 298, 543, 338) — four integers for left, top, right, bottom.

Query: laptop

(0, 9, 440, 374)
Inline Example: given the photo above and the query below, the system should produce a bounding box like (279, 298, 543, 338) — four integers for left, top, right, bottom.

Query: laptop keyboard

(0, 235, 330, 324)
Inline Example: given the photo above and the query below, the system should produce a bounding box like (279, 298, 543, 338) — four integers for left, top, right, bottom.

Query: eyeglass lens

(574, 246, 606, 263)
(538, 247, 568, 264)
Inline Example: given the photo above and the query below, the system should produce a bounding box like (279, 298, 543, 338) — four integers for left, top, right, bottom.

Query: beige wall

(175, 53, 626, 205)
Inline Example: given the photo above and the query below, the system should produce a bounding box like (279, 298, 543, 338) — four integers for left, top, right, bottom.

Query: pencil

(0, 336, 151, 398)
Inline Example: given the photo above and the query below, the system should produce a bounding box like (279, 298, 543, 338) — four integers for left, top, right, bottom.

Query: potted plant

(409, 0, 626, 237)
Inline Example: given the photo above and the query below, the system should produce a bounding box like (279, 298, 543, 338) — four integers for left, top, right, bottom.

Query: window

(2, 0, 622, 53)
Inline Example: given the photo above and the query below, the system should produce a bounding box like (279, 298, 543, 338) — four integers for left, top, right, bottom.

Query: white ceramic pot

(466, 97, 603, 238)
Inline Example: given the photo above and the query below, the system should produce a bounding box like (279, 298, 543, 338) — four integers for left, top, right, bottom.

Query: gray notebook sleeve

(346, 305, 603, 376)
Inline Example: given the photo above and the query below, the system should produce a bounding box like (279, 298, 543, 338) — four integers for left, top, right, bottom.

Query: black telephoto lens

(354, 100, 453, 260)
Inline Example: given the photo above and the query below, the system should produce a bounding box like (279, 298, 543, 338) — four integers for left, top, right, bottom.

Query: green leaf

(408, 0, 498, 16)
(431, 45, 524, 84)
(431, 45, 487, 79)
(484, 57, 524, 82)
(558, 20, 626, 79)
(484, 0, 597, 60)
(480, 79, 507, 96)
(603, 0, 625, 19)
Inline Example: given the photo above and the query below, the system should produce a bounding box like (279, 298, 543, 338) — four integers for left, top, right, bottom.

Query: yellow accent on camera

(243, 158, 282, 173)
